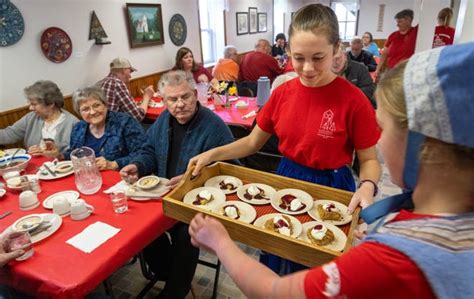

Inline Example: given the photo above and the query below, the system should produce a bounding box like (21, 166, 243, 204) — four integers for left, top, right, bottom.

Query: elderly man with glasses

(120, 70, 235, 299)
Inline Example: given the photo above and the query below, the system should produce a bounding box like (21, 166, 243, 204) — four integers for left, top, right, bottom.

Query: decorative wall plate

(169, 14, 187, 46)
(0, 0, 25, 47)
(40, 27, 73, 63)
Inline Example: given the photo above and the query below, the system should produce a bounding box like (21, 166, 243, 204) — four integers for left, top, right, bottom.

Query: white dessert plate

(6, 175, 37, 191)
(308, 200, 352, 225)
(236, 183, 275, 205)
(204, 175, 243, 195)
(212, 201, 257, 224)
(183, 187, 226, 211)
(253, 213, 302, 238)
(129, 177, 170, 201)
(37, 161, 74, 180)
(271, 188, 313, 215)
(43, 190, 80, 209)
(12, 214, 44, 232)
(299, 221, 347, 252)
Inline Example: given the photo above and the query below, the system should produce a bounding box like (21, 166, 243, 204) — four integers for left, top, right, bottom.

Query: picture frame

(248, 7, 258, 34)
(125, 3, 164, 48)
(236, 12, 248, 35)
(257, 13, 267, 32)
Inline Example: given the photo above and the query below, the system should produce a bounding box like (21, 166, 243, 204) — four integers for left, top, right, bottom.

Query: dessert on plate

(264, 215, 293, 236)
(219, 177, 239, 191)
(193, 190, 213, 205)
(222, 204, 240, 220)
(279, 194, 306, 212)
(306, 223, 335, 246)
(317, 202, 342, 221)
(243, 185, 269, 200)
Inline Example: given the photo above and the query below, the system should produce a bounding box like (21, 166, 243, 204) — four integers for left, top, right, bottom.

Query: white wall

(225, 0, 273, 52)
(0, 0, 200, 111)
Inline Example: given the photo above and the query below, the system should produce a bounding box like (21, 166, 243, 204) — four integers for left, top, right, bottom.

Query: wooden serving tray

(163, 162, 360, 267)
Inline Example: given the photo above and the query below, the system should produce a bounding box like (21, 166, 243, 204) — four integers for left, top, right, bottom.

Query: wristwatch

(358, 179, 379, 196)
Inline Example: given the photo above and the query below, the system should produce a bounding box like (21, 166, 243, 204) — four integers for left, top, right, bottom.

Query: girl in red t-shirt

(432, 7, 455, 48)
(188, 39, 474, 299)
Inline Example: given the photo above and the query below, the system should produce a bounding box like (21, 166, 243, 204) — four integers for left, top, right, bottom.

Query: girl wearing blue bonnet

(187, 42, 474, 298)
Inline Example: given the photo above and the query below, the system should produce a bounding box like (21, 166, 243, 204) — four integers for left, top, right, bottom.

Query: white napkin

(66, 221, 121, 253)
(242, 110, 257, 119)
(103, 180, 129, 194)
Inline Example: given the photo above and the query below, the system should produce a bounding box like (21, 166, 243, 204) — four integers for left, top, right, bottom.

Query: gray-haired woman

(0, 80, 78, 155)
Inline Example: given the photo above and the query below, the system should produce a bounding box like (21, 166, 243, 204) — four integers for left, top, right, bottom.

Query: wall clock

(0, 0, 25, 47)
(169, 14, 187, 46)
(41, 27, 73, 63)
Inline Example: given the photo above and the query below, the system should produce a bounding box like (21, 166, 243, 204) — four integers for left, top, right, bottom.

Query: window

(331, 1, 359, 41)
(199, 0, 225, 65)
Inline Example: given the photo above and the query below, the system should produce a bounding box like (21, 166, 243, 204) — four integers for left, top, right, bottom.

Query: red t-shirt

(239, 51, 283, 82)
(256, 77, 380, 169)
(385, 25, 418, 69)
(304, 210, 436, 298)
(432, 26, 455, 48)
(192, 64, 213, 83)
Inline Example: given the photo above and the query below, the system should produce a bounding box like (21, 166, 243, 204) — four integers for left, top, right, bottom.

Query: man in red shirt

(239, 39, 283, 83)
(377, 9, 418, 75)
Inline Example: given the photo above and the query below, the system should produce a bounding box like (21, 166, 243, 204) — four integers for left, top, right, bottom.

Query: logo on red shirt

(318, 110, 336, 138)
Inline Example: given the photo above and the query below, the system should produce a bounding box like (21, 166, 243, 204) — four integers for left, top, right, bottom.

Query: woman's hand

(188, 213, 231, 254)
(187, 150, 215, 177)
(27, 145, 43, 156)
(119, 164, 139, 184)
(166, 175, 183, 189)
(347, 183, 375, 214)
(95, 157, 117, 171)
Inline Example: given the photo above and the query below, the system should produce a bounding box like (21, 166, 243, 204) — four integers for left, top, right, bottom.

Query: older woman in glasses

(54, 86, 147, 170)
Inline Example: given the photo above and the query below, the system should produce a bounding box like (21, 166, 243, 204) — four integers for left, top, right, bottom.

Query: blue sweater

(131, 105, 235, 178)
(63, 111, 146, 169)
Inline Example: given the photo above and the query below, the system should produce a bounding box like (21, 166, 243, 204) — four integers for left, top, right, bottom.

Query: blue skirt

(259, 157, 355, 275)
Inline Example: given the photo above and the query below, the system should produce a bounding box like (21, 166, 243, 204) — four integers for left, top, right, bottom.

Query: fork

(5, 148, 21, 167)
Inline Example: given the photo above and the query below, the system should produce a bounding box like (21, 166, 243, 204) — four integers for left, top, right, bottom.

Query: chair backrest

(237, 81, 258, 96)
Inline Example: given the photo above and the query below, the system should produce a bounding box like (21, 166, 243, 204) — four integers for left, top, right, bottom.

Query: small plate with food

(212, 201, 257, 223)
(270, 189, 313, 215)
(308, 200, 352, 225)
(136, 176, 161, 190)
(204, 175, 243, 195)
(299, 221, 347, 252)
(236, 183, 275, 205)
(183, 187, 226, 211)
(12, 214, 44, 233)
(37, 161, 74, 180)
(253, 213, 302, 238)
(6, 175, 37, 191)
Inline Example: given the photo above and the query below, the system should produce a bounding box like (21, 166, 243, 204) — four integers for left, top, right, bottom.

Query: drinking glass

(110, 191, 128, 214)
(5, 231, 34, 261)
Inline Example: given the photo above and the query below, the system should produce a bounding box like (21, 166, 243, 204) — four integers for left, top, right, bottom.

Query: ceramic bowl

(0, 154, 31, 176)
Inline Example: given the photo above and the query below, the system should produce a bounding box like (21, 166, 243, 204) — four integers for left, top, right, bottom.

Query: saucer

(43, 190, 80, 209)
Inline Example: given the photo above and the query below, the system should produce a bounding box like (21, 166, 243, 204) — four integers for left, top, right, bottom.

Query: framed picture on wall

(248, 7, 258, 34)
(236, 12, 248, 35)
(258, 13, 267, 32)
(125, 3, 164, 48)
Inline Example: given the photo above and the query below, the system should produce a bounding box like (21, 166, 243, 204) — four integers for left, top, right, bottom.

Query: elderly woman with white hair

(0, 80, 78, 155)
(56, 86, 146, 170)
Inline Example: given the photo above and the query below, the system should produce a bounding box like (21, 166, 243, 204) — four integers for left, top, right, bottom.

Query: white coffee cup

(70, 199, 94, 221)
(52, 197, 71, 217)
(19, 190, 39, 211)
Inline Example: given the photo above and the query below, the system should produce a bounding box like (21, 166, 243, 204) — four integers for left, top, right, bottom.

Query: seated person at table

(362, 31, 380, 57)
(239, 39, 284, 84)
(174, 47, 218, 87)
(97, 57, 154, 122)
(332, 44, 376, 108)
(348, 37, 378, 72)
(212, 45, 239, 82)
(58, 86, 147, 171)
(120, 70, 235, 298)
(0, 80, 78, 155)
(271, 33, 287, 57)
(188, 42, 474, 299)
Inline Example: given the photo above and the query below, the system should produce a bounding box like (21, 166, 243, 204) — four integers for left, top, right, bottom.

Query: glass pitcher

(70, 146, 102, 195)
(196, 82, 209, 106)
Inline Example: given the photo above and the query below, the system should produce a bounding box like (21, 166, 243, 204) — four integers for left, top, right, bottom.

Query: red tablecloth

(135, 96, 258, 129)
(0, 157, 176, 298)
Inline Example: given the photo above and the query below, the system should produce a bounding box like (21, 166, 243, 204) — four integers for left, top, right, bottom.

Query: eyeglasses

(79, 102, 104, 114)
(165, 92, 195, 106)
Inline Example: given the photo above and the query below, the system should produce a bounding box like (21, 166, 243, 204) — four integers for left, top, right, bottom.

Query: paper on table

(103, 180, 129, 194)
(66, 221, 121, 253)
(242, 110, 257, 119)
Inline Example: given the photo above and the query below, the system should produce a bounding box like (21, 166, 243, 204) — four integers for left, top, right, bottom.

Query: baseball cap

(109, 57, 137, 72)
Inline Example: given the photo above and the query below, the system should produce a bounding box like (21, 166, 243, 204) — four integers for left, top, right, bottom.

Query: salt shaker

(29, 178, 41, 193)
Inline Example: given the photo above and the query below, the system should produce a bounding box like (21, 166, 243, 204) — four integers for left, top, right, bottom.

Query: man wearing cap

(376, 9, 418, 75)
(97, 57, 153, 122)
